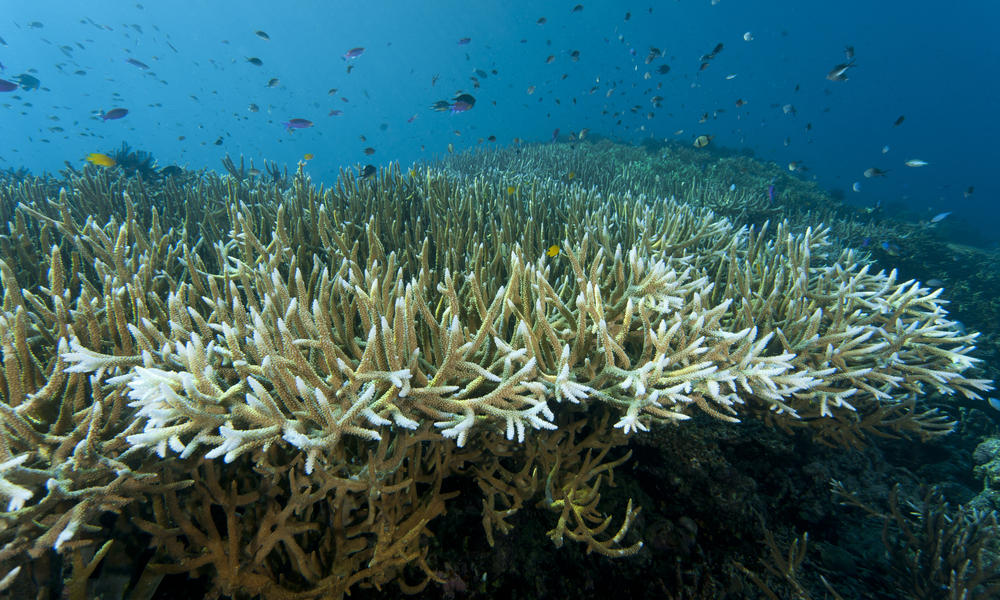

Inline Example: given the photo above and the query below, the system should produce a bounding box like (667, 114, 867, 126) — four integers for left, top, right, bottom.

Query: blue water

(2, 1, 997, 242)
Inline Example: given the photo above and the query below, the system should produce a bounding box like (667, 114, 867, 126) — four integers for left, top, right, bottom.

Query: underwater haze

(1, 0, 999, 244)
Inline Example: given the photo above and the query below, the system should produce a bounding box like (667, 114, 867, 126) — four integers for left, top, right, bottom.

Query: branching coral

(0, 149, 991, 598)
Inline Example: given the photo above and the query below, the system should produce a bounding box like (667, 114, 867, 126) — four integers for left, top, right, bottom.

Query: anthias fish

(283, 118, 313, 131)
(101, 108, 128, 120)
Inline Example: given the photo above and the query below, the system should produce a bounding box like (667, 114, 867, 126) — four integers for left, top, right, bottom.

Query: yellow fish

(506, 185, 517, 195)
(546, 245, 560, 257)
(693, 135, 713, 148)
(85, 152, 116, 167)
(303, 153, 314, 160)
(567, 171, 575, 180)
(408, 168, 417, 178)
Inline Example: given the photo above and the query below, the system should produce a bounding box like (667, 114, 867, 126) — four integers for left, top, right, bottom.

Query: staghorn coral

(0, 146, 992, 598)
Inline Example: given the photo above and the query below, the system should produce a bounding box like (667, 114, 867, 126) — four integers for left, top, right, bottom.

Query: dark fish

(214, 136, 223, 146)
(363, 147, 376, 155)
(826, 60, 855, 81)
(457, 37, 471, 45)
(0, 78, 17, 92)
(536, 17, 547, 24)
(16, 74, 40, 90)
(571, 4, 583, 12)
(267, 77, 280, 87)
(474, 68, 488, 78)
(101, 108, 128, 120)
(893, 115, 905, 126)
(570, 50, 580, 61)
(126, 58, 149, 69)
(488, 135, 496, 142)
(657, 64, 671, 74)
(248, 103, 259, 112)
(0, 35, 6, 46)
(551, 128, 559, 142)
(246, 57, 263, 66)
(625, 11, 630, 20)
(159, 165, 183, 177)
(844, 45, 855, 60)
(361, 164, 376, 179)
(450, 93, 476, 113)
(283, 118, 313, 131)
(255, 30, 270, 40)
(343, 47, 365, 59)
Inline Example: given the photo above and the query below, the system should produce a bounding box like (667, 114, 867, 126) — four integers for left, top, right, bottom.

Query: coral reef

(0, 142, 994, 599)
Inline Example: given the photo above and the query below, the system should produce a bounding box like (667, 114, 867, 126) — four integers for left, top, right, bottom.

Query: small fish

(929, 211, 951, 223)
(571, 4, 583, 12)
(15, 74, 40, 90)
(283, 118, 313, 131)
(126, 58, 150, 69)
(85, 152, 116, 167)
(893, 115, 905, 126)
(266, 78, 280, 87)
(743, 31, 753, 42)
(507, 186, 516, 195)
(361, 164, 376, 179)
(880, 241, 900, 256)
(248, 103, 259, 112)
(852, 182, 862, 192)
(545, 55, 555, 64)
(656, 64, 671, 74)
(0, 35, 6, 46)
(767, 185, 775, 201)
(546, 245, 560, 257)
(328, 109, 343, 116)
(526, 85, 536, 94)
(255, 30, 270, 40)
(782, 104, 796, 115)
(247, 168, 261, 177)
(246, 57, 263, 66)
(488, 135, 497, 142)
(551, 128, 559, 142)
(328, 88, 338, 95)
(964, 186, 974, 198)
(536, 17, 547, 24)
(566, 171, 575, 180)
(0, 78, 17, 92)
(925, 279, 945, 288)
(692, 135, 712, 148)
(844, 45, 855, 61)
(363, 147, 376, 155)
(101, 108, 129, 120)
(450, 93, 476, 113)
(303, 153, 314, 160)
(343, 47, 365, 59)
(864, 167, 888, 178)
(729, 183, 736, 191)
(904, 159, 928, 167)
(826, 60, 856, 81)
(882, 145, 890, 154)
(788, 161, 807, 172)
(447, 143, 455, 153)
(457, 37, 471, 45)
